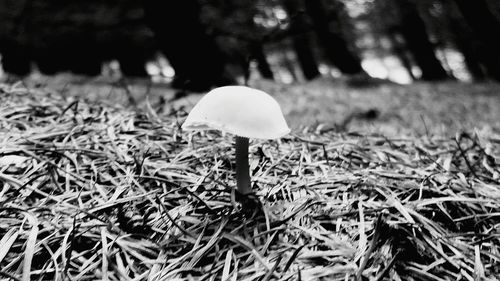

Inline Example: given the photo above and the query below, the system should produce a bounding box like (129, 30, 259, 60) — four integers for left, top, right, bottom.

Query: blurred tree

(387, 32, 416, 80)
(0, 40, 31, 76)
(360, 0, 416, 81)
(282, 0, 320, 80)
(304, 0, 363, 75)
(111, 0, 151, 77)
(392, 0, 448, 80)
(440, 0, 486, 80)
(0, 0, 153, 77)
(203, 0, 275, 82)
(249, 42, 274, 80)
(107, 36, 150, 77)
(115, 45, 149, 77)
(453, 0, 500, 81)
(143, 0, 229, 91)
(245, 2, 274, 81)
(33, 35, 102, 76)
(30, 0, 105, 76)
(6, 0, 495, 84)
(0, 0, 32, 76)
(400, 0, 489, 81)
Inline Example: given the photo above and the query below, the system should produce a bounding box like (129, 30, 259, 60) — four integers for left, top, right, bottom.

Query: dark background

(1, 0, 500, 91)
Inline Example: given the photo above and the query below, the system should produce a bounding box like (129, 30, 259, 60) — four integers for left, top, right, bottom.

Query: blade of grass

(22, 221, 39, 281)
(0, 229, 19, 264)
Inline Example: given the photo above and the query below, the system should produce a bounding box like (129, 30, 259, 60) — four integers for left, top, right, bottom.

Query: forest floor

(19, 75, 500, 136)
(0, 77, 499, 280)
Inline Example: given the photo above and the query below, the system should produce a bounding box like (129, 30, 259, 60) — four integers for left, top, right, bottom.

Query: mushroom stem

(235, 136, 252, 195)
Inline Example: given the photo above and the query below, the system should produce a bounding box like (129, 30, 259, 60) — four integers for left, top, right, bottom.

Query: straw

(0, 82, 499, 280)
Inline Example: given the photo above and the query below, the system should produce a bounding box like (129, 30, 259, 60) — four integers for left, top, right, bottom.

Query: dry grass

(1, 81, 499, 281)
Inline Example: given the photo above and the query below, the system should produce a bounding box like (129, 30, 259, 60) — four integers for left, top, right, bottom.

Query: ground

(20, 75, 500, 135)
(0, 77, 499, 280)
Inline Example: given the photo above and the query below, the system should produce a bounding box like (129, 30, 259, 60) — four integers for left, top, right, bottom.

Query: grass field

(0, 79, 499, 280)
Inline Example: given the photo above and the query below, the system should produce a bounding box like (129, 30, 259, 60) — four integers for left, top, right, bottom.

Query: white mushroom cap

(182, 86, 290, 139)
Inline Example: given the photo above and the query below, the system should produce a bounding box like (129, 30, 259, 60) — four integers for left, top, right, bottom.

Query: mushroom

(182, 86, 290, 196)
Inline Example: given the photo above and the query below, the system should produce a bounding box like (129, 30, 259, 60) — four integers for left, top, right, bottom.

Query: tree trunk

(68, 34, 103, 76)
(438, 0, 485, 80)
(116, 41, 149, 77)
(282, 0, 320, 80)
(304, 0, 363, 75)
(387, 31, 416, 81)
(33, 33, 103, 76)
(453, 0, 500, 81)
(394, 0, 448, 81)
(249, 42, 274, 80)
(0, 40, 31, 76)
(446, 14, 486, 80)
(292, 35, 321, 80)
(33, 42, 70, 75)
(118, 55, 149, 78)
(143, 0, 228, 91)
(1, 0, 32, 76)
